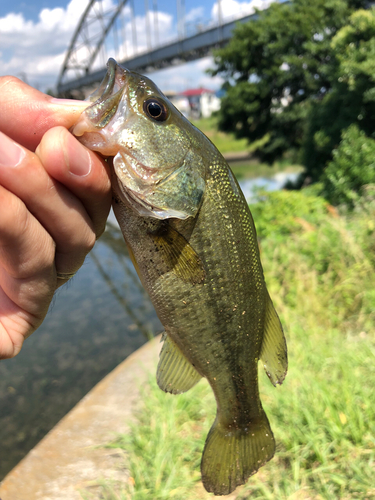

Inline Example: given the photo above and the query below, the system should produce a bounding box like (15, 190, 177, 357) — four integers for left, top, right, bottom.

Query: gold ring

(56, 271, 77, 280)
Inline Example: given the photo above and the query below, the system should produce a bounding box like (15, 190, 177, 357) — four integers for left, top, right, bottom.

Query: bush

(250, 189, 375, 333)
(321, 124, 375, 207)
(250, 190, 329, 239)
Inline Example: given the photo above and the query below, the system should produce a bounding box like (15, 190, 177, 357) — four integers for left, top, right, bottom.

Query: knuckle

(96, 224, 106, 240)
(55, 228, 96, 276)
(85, 230, 97, 253)
(65, 227, 96, 257)
(76, 224, 96, 253)
(0, 187, 27, 234)
(0, 188, 56, 279)
(0, 75, 23, 91)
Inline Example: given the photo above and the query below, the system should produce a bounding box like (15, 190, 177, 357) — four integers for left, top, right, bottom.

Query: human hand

(0, 77, 112, 359)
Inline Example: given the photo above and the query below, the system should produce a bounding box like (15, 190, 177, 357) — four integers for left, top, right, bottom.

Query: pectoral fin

(157, 333, 202, 394)
(149, 224, 205, 284)
(125, 241, 142, 279)
(260, 293, 288, 386)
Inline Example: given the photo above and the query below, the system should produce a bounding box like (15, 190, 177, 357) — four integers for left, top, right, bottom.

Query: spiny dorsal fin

(149, 224, 205, 284)
(157, 333, 202, 394)
(260, 292, 288, 386)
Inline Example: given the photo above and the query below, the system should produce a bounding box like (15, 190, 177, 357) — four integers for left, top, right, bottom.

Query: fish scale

(73, 58, 288, 496)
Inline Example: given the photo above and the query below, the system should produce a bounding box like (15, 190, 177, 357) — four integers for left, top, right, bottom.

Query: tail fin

(201, 413, 275, 495)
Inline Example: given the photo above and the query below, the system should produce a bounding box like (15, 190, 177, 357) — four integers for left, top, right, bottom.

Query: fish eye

(143, 98, 169, 122)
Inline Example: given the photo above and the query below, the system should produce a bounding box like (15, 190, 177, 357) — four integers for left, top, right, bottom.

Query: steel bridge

(57, 0, 275, 97)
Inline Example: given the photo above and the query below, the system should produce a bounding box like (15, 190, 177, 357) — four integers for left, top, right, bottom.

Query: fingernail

(66, 134, 92, 177)
(0, 132, 25, 167)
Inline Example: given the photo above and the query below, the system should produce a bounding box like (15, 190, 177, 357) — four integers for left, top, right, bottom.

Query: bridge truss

(56, 0, 268, 97)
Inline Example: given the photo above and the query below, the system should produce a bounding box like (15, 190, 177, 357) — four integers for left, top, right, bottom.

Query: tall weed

(98, 189, 375, 499)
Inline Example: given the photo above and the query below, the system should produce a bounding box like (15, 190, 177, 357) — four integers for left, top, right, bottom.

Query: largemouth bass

(72, 58, 288, 496)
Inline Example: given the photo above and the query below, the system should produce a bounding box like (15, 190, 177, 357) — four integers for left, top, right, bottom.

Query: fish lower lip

(102, 59, 117, 100)
(85, 59, 127, 128)
(88, 58, 117, 103)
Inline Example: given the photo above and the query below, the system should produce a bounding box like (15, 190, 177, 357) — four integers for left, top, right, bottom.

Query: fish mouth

(84, 58, 128, 129)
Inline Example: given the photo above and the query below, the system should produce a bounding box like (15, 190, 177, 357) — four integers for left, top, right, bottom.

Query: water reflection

(239, 171, 300, 201)
(0, 223, 162, 480)
(91, 223, 155, 340)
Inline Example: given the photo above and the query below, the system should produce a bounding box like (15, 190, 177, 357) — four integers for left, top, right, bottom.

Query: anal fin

(260, 292, 288, 386)
(157, 333, 202, 394)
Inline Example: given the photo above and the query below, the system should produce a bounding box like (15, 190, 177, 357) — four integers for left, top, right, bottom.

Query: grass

(192, 116, 249, 154)
(92, 188, 375, 499)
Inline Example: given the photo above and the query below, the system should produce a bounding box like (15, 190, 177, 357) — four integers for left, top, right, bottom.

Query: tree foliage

(211, 0, 371, 181)
(320, 124, 375, 207)
(302, 7, 375, 184)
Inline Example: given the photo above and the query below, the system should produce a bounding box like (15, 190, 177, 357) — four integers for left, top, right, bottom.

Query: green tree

(211, 0, 369, 168)
(302, 8, 375, 182)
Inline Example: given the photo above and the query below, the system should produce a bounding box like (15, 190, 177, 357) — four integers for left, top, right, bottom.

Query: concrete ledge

(0, 336, 162, 500)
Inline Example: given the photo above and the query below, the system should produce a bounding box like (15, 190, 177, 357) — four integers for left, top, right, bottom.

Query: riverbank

(0, 336, 162, 500)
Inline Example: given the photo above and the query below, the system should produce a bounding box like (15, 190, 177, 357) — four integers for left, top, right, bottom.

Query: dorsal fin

(157, 333, 202, 394)
(260, 292, 288, 386)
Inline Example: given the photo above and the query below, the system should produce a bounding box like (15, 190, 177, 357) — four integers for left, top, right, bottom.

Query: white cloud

(211, 0, 274, 21)
(185, 6, 205, 24)
(0, 12, 33, 33)
(0, 0, 88, 89)
(149, 57, 223, 94)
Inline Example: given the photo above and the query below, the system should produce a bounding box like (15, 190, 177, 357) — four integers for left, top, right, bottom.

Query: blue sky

(0, 0, 273, 93)
(0, 0, 213, 23)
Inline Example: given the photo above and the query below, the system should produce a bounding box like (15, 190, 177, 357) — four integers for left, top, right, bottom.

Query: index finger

(0, 76, 89, 152)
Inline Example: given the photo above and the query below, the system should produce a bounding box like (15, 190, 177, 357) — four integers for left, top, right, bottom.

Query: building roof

(181, 88, 214, 96)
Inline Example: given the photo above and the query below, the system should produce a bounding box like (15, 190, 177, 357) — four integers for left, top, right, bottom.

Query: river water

(0, 170, 298, 479)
